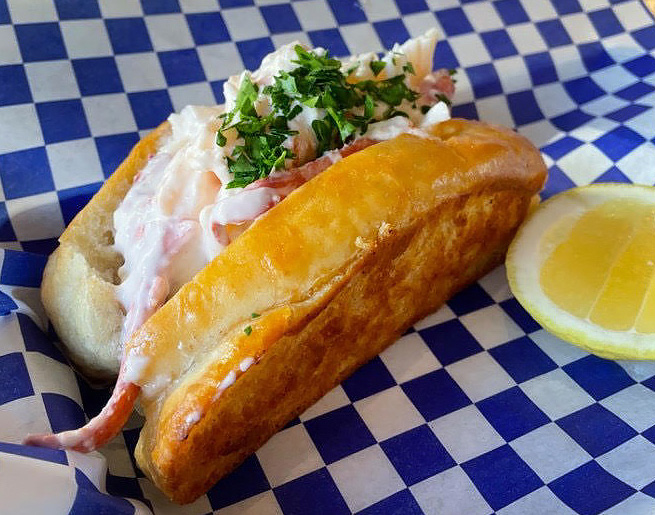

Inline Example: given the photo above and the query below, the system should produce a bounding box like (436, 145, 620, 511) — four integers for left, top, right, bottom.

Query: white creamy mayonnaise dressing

(116, 30, 453, 388)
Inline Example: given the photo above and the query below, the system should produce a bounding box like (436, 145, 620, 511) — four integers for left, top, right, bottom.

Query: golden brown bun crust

(122, 119, 548, 503)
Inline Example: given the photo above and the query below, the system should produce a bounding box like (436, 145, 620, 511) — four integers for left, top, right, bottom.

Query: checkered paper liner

(1, 0, 655, 513)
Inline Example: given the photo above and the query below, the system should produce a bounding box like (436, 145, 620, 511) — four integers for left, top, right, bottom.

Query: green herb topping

(244, 325, 253, 336)
(216, 45, 423, 188)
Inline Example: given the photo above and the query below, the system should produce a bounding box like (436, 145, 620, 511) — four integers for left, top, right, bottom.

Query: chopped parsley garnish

(251, 312, 260, 318)
(217, 45, 422, 188)
(244, 325, 253, 336)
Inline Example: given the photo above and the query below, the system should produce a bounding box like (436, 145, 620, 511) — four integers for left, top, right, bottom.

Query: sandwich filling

(114, 30, 455, 360)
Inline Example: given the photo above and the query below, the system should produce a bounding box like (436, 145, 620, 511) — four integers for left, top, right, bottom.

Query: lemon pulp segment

(540, 199, 655, 332)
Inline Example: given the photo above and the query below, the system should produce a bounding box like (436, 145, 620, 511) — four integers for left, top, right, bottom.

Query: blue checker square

(42, 393, 86, 433)
(402, 369, 471, 421)
(435, 8, 474, 37)
(564, 76, 605, 104)
(578, 42, 614, 73)
(70, 469, 135, 515)
(0, 290, 18, 315)
(524, 51, 558, 86)
(141, 0, 180, 14)
(551, 109, 594, 132)
(37, 99, 90, 144)
(95, 132, 140, 178)
(0, 147, 54, 199)
(18, 312, 66, 364)
(481, 30, 518, 60)
(128, 90, 173, 130)
(0, 352, 34, 405)
(433, 39, 459, 71)
(477, 387, 549, 441)
(54, 0, 101, 19)
(606, 103, 650, 123)
(218, 0, 254, 8)
(644, 478, 655, 499)
(419, 319, 483, 366)
(210, 79, 227, 104)
(589, 8, 624, 38)
(461, 445, 542, 511)
(274, 468, 349, 515)
(374, 20, 410, 50)
(499, 298, 541, 333)
(466, 63, 503, 98)
(641, 423, 655, 445)
(447, 283, 494, 316)
(380, 425, 455, 485)
(260, 4, 301, 34)
(304, 405, 376, 464)
(0, 65, 32, 106)
(0, 0, 9, 24)
(72, 57, 123, 96)
(633, 26, 655, 51)
(549, 461, 635, 515)
(551, 0, 582, 15)
(106, 474, 143, 501)
(625, 55, 655, 78)
(15, 23, 67, 62)
(493, 0, 529, 25)
(536, 19, 573, 48)
(490, 336, 557, 383)
(594, 126, 647, 160)
(206, 454, 270, 509)
(540, 165, 576, 200)
(594, 165, 630, 184)
(58, 182, 103, 225)
(0, 202, 15, 241)
(308, 29, 349, 58)
(396, 0, 428, 15)
(556, 404, 636, 457)
(508, 90, 544, 126)
(540, 135, 584, 159)
(327, 0, 367, 25)
(237, 38, 275, 73)
(186, 12, 230, 46)
(105, 18, 153, 54)
(358, 489, 423, 515)
(615, 81, 654, 101)
(451, 102, 479, 120)
(341, 356, 396, 402)
(22, 238, 58, 255)
(0, 441, 67, 466)
(158, 49, 206, 86)
(0, 250, 47, 288)
(563, 355, 635, 400)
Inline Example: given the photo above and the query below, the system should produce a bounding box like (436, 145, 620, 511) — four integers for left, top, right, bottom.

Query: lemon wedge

(506, 183, 655, 360)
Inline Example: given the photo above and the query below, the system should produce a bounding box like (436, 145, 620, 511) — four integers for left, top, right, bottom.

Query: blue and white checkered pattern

(1, 0, 655, 513)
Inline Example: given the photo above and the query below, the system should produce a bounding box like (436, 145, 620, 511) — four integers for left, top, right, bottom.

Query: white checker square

(379, 333, 441, 384)
(179, 0, 224, 13)
(497, 486, 576, 515)
(138, 476, 213, 515)
(0, 396, 50, 444)
(561, 13, 597, 44)
(0, 105, 44, 155)
(460, 305, 524, 350)
(168, 83, 216, 112)
(293, 0, 338, 32)
(256, 424, 323, 487)
(24, 61, 80, 103)
(551, 45, 587, 82)
(556, 144, 613, 185)
(24, 353, 81, 405)
(534, 83, 578, 118)
(98, 0, 143, 18)
(568, 117, 618, 143)
(462, 2, 504, 32)
(520, 368, 594, 420)
(451, 67, 475, 104)
(614, 1, 652, 31)
(60, 20, 113, 59)
(590, 65, 636, 93)
(600, 384, 655, 432)
(578, 0, 611, 9)
(617, 143, 655, 185)
(411, 466, 492, 515)
(621, 110, 655, 141)
(446, 352, 515, 402)
(6, 192, 65, 241)
(403, 12, 443, 40)
(450, 33, 492, 68)
(10, 285, 48, 329)
(597, 436, 655, 489)
(271, 32, 311, 49)
(582, 95, 628, 117)
(359, 0, 399, 22)
(7, 0, 57, 23)
(222, 7, 269, 41)
(0, 26, 21, 65)
(328, 445, 404, 513)
(145, 14, 195, 52)
(521, 0, 557, 21)
(354, 386, 424, 442)
(197, 42, 244, 82)
(46, 138, 104, 190)
(65, 452, 108, 492)
(510, 423, 590, 483)
(530, 329, 589, 367)
(0, 242, 22, 251)
(102, 435, 138, 477)
(0, 315, 27, 355)
(517, 120, 560, 150)
(82, 94, 137, 137)
(300, 384, 350, 421)
(602, 493, 655, 515)
(496, 56, 532, 94)
(507, 24, 547, 55)
(475, 95, 514, 129)
(426, 0, 460, 10)
(116, 53, 167, 92)
(413, 304, 456, 330)
(617, 360, 655, 382)
(220, 491, 283, 515)
(604, 33, 648, 63)
(429, 405, 505, 463)
(339, 24, 383, 56)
